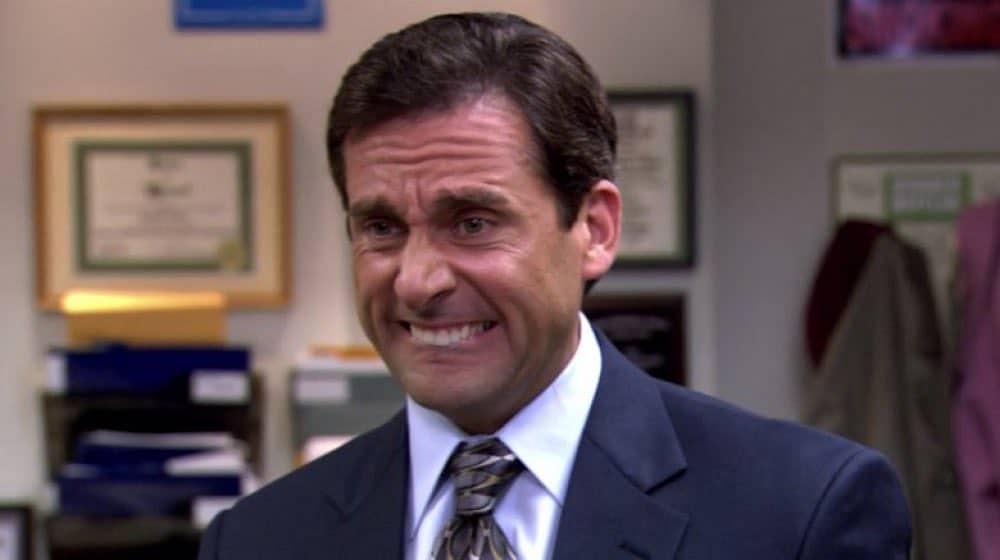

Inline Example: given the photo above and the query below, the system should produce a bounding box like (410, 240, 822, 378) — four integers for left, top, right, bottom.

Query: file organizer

(41, 349, 262, 559)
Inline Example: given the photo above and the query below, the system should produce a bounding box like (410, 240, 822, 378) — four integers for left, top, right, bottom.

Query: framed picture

(584, 294, 687, 386)
(33, 103, 290, 310)
(607, 90, 695, 269)
(837, 0, 1000, 59)
(0, 505, 32, 560)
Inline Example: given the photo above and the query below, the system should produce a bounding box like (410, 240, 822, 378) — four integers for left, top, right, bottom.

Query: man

(199, 12, 911, 559)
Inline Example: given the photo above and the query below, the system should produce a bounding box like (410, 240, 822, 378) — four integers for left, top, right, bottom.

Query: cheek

(352, 256, 397, 313)
(456, 247, 532, 289)
(465, 245, 581, 315)
(353, 253, 396, 285)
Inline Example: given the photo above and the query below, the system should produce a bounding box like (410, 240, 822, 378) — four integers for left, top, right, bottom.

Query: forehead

(342, 96, 544, 199)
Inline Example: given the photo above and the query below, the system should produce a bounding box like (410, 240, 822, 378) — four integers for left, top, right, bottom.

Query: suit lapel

(553, 331, 690, 560)
(321, 413, 410, 559)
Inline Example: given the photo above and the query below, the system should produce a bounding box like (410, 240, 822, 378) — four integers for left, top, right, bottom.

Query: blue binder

(48, 345, 249, 398)
(57, 467, 241, 517)
(61, 429, 246, 517)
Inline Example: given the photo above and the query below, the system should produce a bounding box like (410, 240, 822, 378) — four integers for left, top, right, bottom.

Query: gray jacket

(804, 235, 970, 560)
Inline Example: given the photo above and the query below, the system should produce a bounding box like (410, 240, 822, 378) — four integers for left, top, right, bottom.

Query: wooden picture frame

(33, 103, 291, 310)
(607, 90, 696, 269)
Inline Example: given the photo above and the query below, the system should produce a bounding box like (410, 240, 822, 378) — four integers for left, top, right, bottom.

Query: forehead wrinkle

(352, 138, 531, 198)
(344, 96, 549, 210)
(357, 134, 532, 169)
(349, 143, 527, 201)
(349, 101, 541, 174)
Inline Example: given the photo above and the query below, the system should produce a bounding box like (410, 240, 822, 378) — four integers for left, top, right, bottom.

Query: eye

(456, 216, 488, 236)
(360, 218, 403, 240)
(367, 220, 393, 236)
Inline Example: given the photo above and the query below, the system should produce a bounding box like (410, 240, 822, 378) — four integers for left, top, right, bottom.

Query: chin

(408, 381, 489, 416)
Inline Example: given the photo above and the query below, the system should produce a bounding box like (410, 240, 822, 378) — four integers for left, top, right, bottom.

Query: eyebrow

(347, 187, 510, 220)
(427, 187, 509, 216)
(347, 197, 398, 219)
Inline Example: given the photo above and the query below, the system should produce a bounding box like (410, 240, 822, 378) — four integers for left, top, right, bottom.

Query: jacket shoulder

(199, 412, 407, 559)
(657, 379, 877, 481)
(651, 381, 910, 557)
(239, 410, 404, 515)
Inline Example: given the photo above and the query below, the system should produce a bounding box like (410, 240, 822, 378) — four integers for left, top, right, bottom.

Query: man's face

(343, 95, 617, 433)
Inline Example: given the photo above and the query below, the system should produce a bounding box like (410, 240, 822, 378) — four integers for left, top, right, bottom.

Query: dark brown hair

(326, 12, 616, 228)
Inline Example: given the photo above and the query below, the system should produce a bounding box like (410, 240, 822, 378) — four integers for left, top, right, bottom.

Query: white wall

(0, 0, 713, 500)
(712, 0, 1000, 420)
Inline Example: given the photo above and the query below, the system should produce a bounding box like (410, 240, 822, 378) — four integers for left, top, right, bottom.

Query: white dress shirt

(405, 313, 602, 560)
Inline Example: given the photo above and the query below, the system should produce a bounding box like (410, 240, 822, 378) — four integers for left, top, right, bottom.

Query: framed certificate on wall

(33, 103, 291, 310)
(607, 90, 696, 269)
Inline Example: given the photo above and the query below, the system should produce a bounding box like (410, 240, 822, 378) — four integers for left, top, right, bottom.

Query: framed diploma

(584, 294, 687, 386)
(0, 505, 31, 560)
(33, 103, 290, 309)
(608, 90, 695, 268)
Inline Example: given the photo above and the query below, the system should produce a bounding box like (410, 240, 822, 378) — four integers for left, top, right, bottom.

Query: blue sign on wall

(175, 0, 324, 29)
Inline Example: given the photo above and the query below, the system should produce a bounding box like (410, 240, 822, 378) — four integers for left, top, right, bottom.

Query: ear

(578, 180, 621, 281)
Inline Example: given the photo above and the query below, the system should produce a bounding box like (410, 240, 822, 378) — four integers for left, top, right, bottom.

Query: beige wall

(0, 1, 713, 499)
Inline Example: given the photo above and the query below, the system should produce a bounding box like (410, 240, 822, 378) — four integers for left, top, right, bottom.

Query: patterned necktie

(433, 438, 524, 560)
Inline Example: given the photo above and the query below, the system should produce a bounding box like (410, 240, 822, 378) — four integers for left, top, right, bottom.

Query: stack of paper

(57, 430, 250, 523)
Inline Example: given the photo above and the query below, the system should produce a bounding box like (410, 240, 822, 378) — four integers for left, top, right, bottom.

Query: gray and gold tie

(432, 438, 524, 560)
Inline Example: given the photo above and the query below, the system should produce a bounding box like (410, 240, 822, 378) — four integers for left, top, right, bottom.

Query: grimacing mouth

(402, 320, 498, 347)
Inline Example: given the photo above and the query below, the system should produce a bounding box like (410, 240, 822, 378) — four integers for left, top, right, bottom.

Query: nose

(394, 232, 456, 312)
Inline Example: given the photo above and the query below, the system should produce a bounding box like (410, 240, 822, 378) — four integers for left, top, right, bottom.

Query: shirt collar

(406, 312, 602, 537)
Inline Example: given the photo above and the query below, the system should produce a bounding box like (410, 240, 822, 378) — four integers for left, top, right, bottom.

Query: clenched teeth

(410, 322, 492, 346)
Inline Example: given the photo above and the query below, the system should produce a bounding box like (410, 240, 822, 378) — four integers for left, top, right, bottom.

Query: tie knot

(448, 438, 523, 517)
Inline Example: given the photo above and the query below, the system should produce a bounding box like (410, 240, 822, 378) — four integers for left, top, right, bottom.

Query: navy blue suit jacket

(199, 330, 911, 559)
